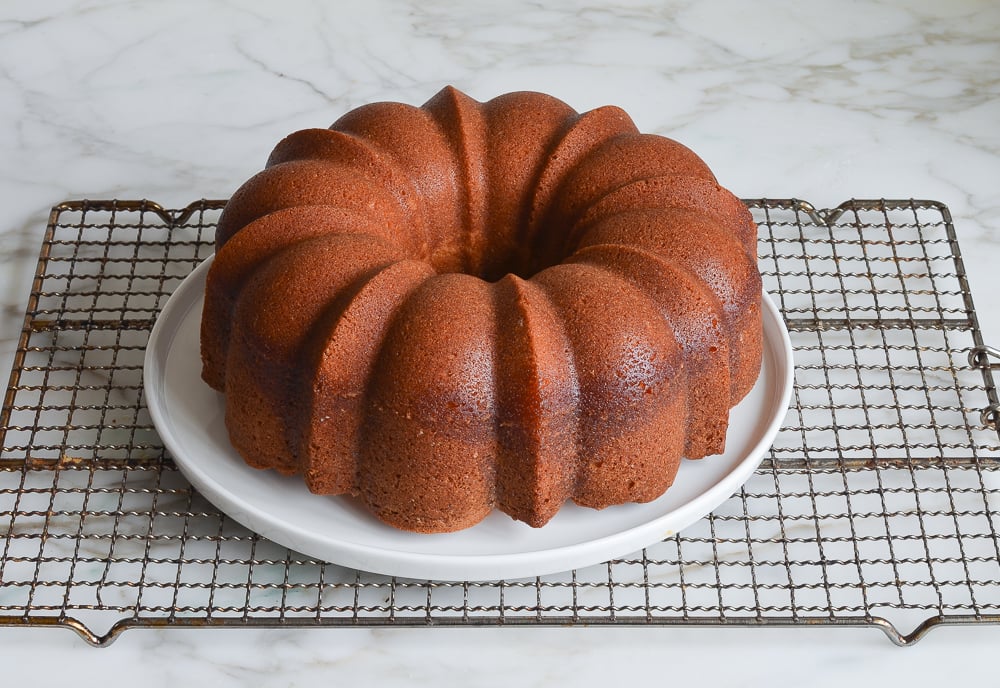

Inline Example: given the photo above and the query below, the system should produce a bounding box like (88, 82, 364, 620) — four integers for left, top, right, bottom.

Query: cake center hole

(428, 221, 567, 282)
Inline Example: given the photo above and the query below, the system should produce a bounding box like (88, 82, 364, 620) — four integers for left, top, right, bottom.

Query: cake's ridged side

(544, 135, 717, 244)
(567, 243, 731, 458)
(576, 208, 762, 404)
(222, 234, 405, 475)
(300, 259, 437, 496)
(424, 86, 489, 277)
(480, 92, 577, 281)
(574, 174, 757, 258)
(359, 274, 499, 533)
(332, 101, 466, 274)
(201, 205, 405, 391)
(533, 263, 687, 509)
(524, 106, 638, 273)
(265, 128, 429, 256)
(493, 274, 581, 527)
(214, 159, 410, 252)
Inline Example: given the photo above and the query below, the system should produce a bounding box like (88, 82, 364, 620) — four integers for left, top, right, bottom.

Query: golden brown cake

(200, 86, 763, 533)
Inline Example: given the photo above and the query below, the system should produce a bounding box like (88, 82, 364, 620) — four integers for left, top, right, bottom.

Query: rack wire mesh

(1, 198, 998, 647)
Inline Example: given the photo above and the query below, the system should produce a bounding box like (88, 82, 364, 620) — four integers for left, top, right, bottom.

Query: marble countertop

(2, 0, 999, 683)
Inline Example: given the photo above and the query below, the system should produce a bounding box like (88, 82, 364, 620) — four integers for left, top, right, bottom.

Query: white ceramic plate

(144, 257, 793, 582)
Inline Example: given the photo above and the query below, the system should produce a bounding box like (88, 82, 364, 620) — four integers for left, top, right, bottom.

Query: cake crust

(201, 86, 763, 533)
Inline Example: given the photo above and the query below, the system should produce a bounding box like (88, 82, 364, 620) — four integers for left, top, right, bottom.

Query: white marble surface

(2, 0, 1000, 682)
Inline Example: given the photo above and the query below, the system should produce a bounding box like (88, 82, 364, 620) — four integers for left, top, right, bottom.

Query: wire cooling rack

(1, 198, 999, 647)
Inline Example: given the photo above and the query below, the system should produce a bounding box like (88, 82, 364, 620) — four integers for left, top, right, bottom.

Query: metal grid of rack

(1, 198, 998, 647)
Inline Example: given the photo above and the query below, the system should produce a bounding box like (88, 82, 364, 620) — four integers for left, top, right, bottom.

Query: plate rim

(144, 256, 794, 581)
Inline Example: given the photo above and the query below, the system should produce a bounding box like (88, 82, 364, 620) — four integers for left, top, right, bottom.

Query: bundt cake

(200, 86, 763, 534)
